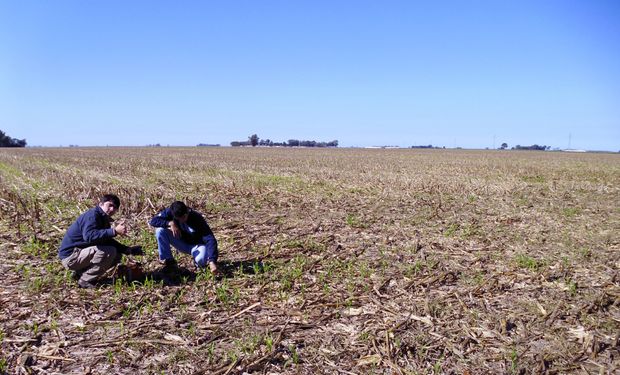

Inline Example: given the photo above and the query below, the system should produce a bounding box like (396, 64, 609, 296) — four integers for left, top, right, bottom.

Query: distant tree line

(410, 145, 443, 149)
(512, 144, 550, 151)
(0, 130, 27, 147)
(231, 134, 338, 148)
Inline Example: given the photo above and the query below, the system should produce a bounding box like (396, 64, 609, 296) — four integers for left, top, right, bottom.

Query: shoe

(164, 258, 177, 266)
(161, 258, 178, 274)
(71, 270, 83, 281)
(78, 279, 97, 289)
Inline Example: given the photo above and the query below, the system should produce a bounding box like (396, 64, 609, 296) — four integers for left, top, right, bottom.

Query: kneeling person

(149, 201, 219, 273)
(58, 194, 143, 288)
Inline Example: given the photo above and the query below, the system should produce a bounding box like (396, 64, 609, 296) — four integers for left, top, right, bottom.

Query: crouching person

(58, 194, 143, 288)
(149, 201, 219, 274)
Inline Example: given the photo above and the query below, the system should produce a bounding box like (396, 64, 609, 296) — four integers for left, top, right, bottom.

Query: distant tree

(500, 142, 508, 150)
(0, 130, 27, 147)
(249, 134, 259, 147)
(288, 139, 300, 147)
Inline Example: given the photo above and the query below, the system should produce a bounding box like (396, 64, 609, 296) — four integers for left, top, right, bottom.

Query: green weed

(345, 214, 366, 228)
(216, 280, 234, 305)
(515, 254, 543, 272)
(509, 348, 519, 374)
(264, 333, 275, 352)
(22, 238, 53, 259)
(521, 175, 546, 183)
(207, 342, 216, 363)
(461, 223, 480, 238)
(28, 277, 44, 293)
(106, 350, 114, 363)
(29, 322, 39, 336)
(578, 247, 592, 258)
(444, 223, 458, 237)
(433, 355, 443, 374)
(114, 278, 124, 296)
(566, 279, 577, 296)
(204, 201, 232, 213)
(562, 207, 580, 217)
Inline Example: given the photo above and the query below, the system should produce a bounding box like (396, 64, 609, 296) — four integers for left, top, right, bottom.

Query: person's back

(58, 206, 114, 260)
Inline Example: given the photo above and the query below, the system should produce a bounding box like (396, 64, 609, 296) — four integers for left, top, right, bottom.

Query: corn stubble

(0, 147, 619, 374)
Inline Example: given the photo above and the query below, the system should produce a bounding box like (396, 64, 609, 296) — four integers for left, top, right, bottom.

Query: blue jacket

(149, 207, 217, 250)
(58, 206, 128, 259)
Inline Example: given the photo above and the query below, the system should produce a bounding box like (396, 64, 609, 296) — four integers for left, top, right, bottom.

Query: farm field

(0, 147, 619, 374)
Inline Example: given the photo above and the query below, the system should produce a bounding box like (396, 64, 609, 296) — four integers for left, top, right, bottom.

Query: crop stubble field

(0, 147, 619, 374)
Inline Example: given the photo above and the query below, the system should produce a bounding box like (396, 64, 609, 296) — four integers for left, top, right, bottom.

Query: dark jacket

(58, 206, 128, 260)
(149, 207, 217, 247)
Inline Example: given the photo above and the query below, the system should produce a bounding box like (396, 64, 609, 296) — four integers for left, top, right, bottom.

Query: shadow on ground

(97, 258, 267, 287)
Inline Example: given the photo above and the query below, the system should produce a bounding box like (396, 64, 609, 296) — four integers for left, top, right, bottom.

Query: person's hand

(114, 223, 127, 236)
(169, 221, 180, 238)
(128, 246, 144, 256)
(208, 261, 220, 274)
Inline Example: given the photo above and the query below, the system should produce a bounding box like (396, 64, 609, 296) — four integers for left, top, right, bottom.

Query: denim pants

(155, 227, 217, 267)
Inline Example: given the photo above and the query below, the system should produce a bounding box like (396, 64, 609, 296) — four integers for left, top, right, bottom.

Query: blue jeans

(155, 228, 218, 268)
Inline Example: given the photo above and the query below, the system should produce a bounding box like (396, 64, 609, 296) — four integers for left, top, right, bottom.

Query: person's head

(98, 194, 120, 216)
(170, 201, 189, 223)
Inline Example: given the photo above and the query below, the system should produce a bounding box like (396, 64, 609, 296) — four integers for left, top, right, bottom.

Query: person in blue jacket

(149, 200, 219, 274)
(58, 194, 143, 288)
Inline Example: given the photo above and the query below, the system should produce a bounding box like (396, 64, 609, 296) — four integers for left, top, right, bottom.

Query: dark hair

(170, 201, 189, 218)
(100, 194, 121, 207)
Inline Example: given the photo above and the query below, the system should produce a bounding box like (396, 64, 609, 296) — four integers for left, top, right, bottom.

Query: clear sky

(1, 1, 619, 150)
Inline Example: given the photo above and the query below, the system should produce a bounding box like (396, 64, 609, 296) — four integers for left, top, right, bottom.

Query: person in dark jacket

(149, 201, 219, 273)
(58, 194, 143, 288)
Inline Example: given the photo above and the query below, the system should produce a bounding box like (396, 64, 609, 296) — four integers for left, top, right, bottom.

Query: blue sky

(1, 1, 619, 150)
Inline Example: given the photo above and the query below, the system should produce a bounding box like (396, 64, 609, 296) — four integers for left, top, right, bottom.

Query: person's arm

(150, 208, 182, 237)
(82, 210, 115, 242)
(149, 208, 173, 228)
(111, 239, 131, 254)
(119, 243, 143, 255)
